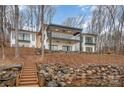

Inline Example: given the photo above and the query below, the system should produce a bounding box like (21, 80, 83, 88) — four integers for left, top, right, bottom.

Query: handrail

(16, 62, 24, 86)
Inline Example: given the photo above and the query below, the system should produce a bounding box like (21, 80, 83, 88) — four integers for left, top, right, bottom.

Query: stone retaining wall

(38, 63, 124, 87)
(0, 64, 22, 87)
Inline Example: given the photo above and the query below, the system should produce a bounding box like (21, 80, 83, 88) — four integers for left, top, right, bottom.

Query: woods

(0, 5, 124, 56)
(90, 5, 124, 54)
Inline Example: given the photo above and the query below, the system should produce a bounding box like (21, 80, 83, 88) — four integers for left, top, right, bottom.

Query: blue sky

(52, 5, 96, 25)
(19, 5, 97, 30)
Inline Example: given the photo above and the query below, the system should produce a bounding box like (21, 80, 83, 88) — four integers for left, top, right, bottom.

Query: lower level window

(51, 45, 58, 51)
(62, 46, 72, 51)
(86, 47, 93, 52)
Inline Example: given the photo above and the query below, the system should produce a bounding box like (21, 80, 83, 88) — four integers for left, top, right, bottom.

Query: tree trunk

(41, 5, 44, 60)
(15, 5, 19, 58)
(0, 6, 5, 60)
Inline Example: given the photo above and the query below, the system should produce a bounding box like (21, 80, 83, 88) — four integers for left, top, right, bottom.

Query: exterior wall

(47, 42, 76, 51)
(36, 35, 41, 48)
(83, 45, 95, 52)
(51, 32, 80, 40)
(42, 30, 96, 52)
(10, 30, 37, 48)
(82, 35, 96, 52)
(11, 28, 97, 52)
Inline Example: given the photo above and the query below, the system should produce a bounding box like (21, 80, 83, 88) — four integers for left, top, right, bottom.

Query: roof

(10, 28, 38, 34)
(47, 24, 82, 31)
(82, 33, 97, 37)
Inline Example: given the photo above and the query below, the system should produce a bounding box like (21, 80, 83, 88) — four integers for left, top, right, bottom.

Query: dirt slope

(1, 47, 124, 66)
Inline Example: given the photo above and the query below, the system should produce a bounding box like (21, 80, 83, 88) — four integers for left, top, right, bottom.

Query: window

(85, 37, 93, 43)
(75, 45, 79, 51)
(32, 34, 35, 41)
(24, 34, 30, 41)
(51, 45, 58, 51)
(62, 46, 72, 51)
(19, 33, 30, 41)
(19, 33, 23, 40)
(86, 47, 93, 52)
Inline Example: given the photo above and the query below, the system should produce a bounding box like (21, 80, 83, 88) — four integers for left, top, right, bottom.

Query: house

(44, 24, 82, 51)
(37, 24, 97, 52)
(10, 24, 97, 52)
(10, 29, 38, 48)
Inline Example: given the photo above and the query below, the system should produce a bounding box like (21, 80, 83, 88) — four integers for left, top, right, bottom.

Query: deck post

(80, 31, 82, 52)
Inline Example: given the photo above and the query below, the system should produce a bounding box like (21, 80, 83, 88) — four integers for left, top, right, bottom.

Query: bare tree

(15, 5, 19, 58)
(45, 5, 56, 24)
(41, 5, 45, 59)
(0, 5, 5, 60)
(89, 5, 124, 54)
(63, 14, 85, 29)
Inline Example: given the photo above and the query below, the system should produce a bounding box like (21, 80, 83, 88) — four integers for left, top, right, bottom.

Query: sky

(52, 5, 96, 25)
(19, 5, 97, 30)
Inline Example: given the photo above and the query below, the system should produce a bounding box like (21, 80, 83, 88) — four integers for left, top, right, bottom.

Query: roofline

(10, 28, 38, 33)
(47, 24, 82, 31)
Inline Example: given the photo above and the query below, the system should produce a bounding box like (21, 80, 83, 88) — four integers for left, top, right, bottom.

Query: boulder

(47, 81, 58, 87)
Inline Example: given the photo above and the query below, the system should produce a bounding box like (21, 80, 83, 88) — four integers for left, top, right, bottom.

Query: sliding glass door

(62, 46, 72, 51)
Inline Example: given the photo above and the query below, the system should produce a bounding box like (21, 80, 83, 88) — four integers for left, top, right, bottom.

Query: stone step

(19, 81, 38, 85)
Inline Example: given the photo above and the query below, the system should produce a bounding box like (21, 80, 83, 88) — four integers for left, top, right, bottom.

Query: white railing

(51, 32, 79, 40)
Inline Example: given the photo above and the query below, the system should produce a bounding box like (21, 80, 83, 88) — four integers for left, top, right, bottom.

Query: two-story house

(10, 29, 38, 48)
(37, 24, 97, 52)
(10, 24, 97, 52)
(37, 24, 82, 51)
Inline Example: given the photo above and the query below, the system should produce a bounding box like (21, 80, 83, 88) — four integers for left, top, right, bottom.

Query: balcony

(48, 32, 80, 41)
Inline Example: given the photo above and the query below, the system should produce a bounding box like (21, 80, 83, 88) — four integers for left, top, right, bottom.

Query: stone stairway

(17, 62, 39, 87)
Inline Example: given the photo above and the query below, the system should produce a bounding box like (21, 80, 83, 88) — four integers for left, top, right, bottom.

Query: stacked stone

(38, 63, 124, 87)
(0, 64, 22, 87)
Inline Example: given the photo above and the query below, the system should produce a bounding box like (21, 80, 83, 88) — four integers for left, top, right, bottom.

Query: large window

(86, 47, 93, 52)
(85, 37, 93, 43)
(51, 45, 58, 51)
(62, 46, 72, 51)
(19, 33, 30, 41)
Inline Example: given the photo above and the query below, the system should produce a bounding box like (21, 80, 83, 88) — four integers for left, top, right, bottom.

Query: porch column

(80, 31, 82, 52)
(49, 30, 52, 51)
